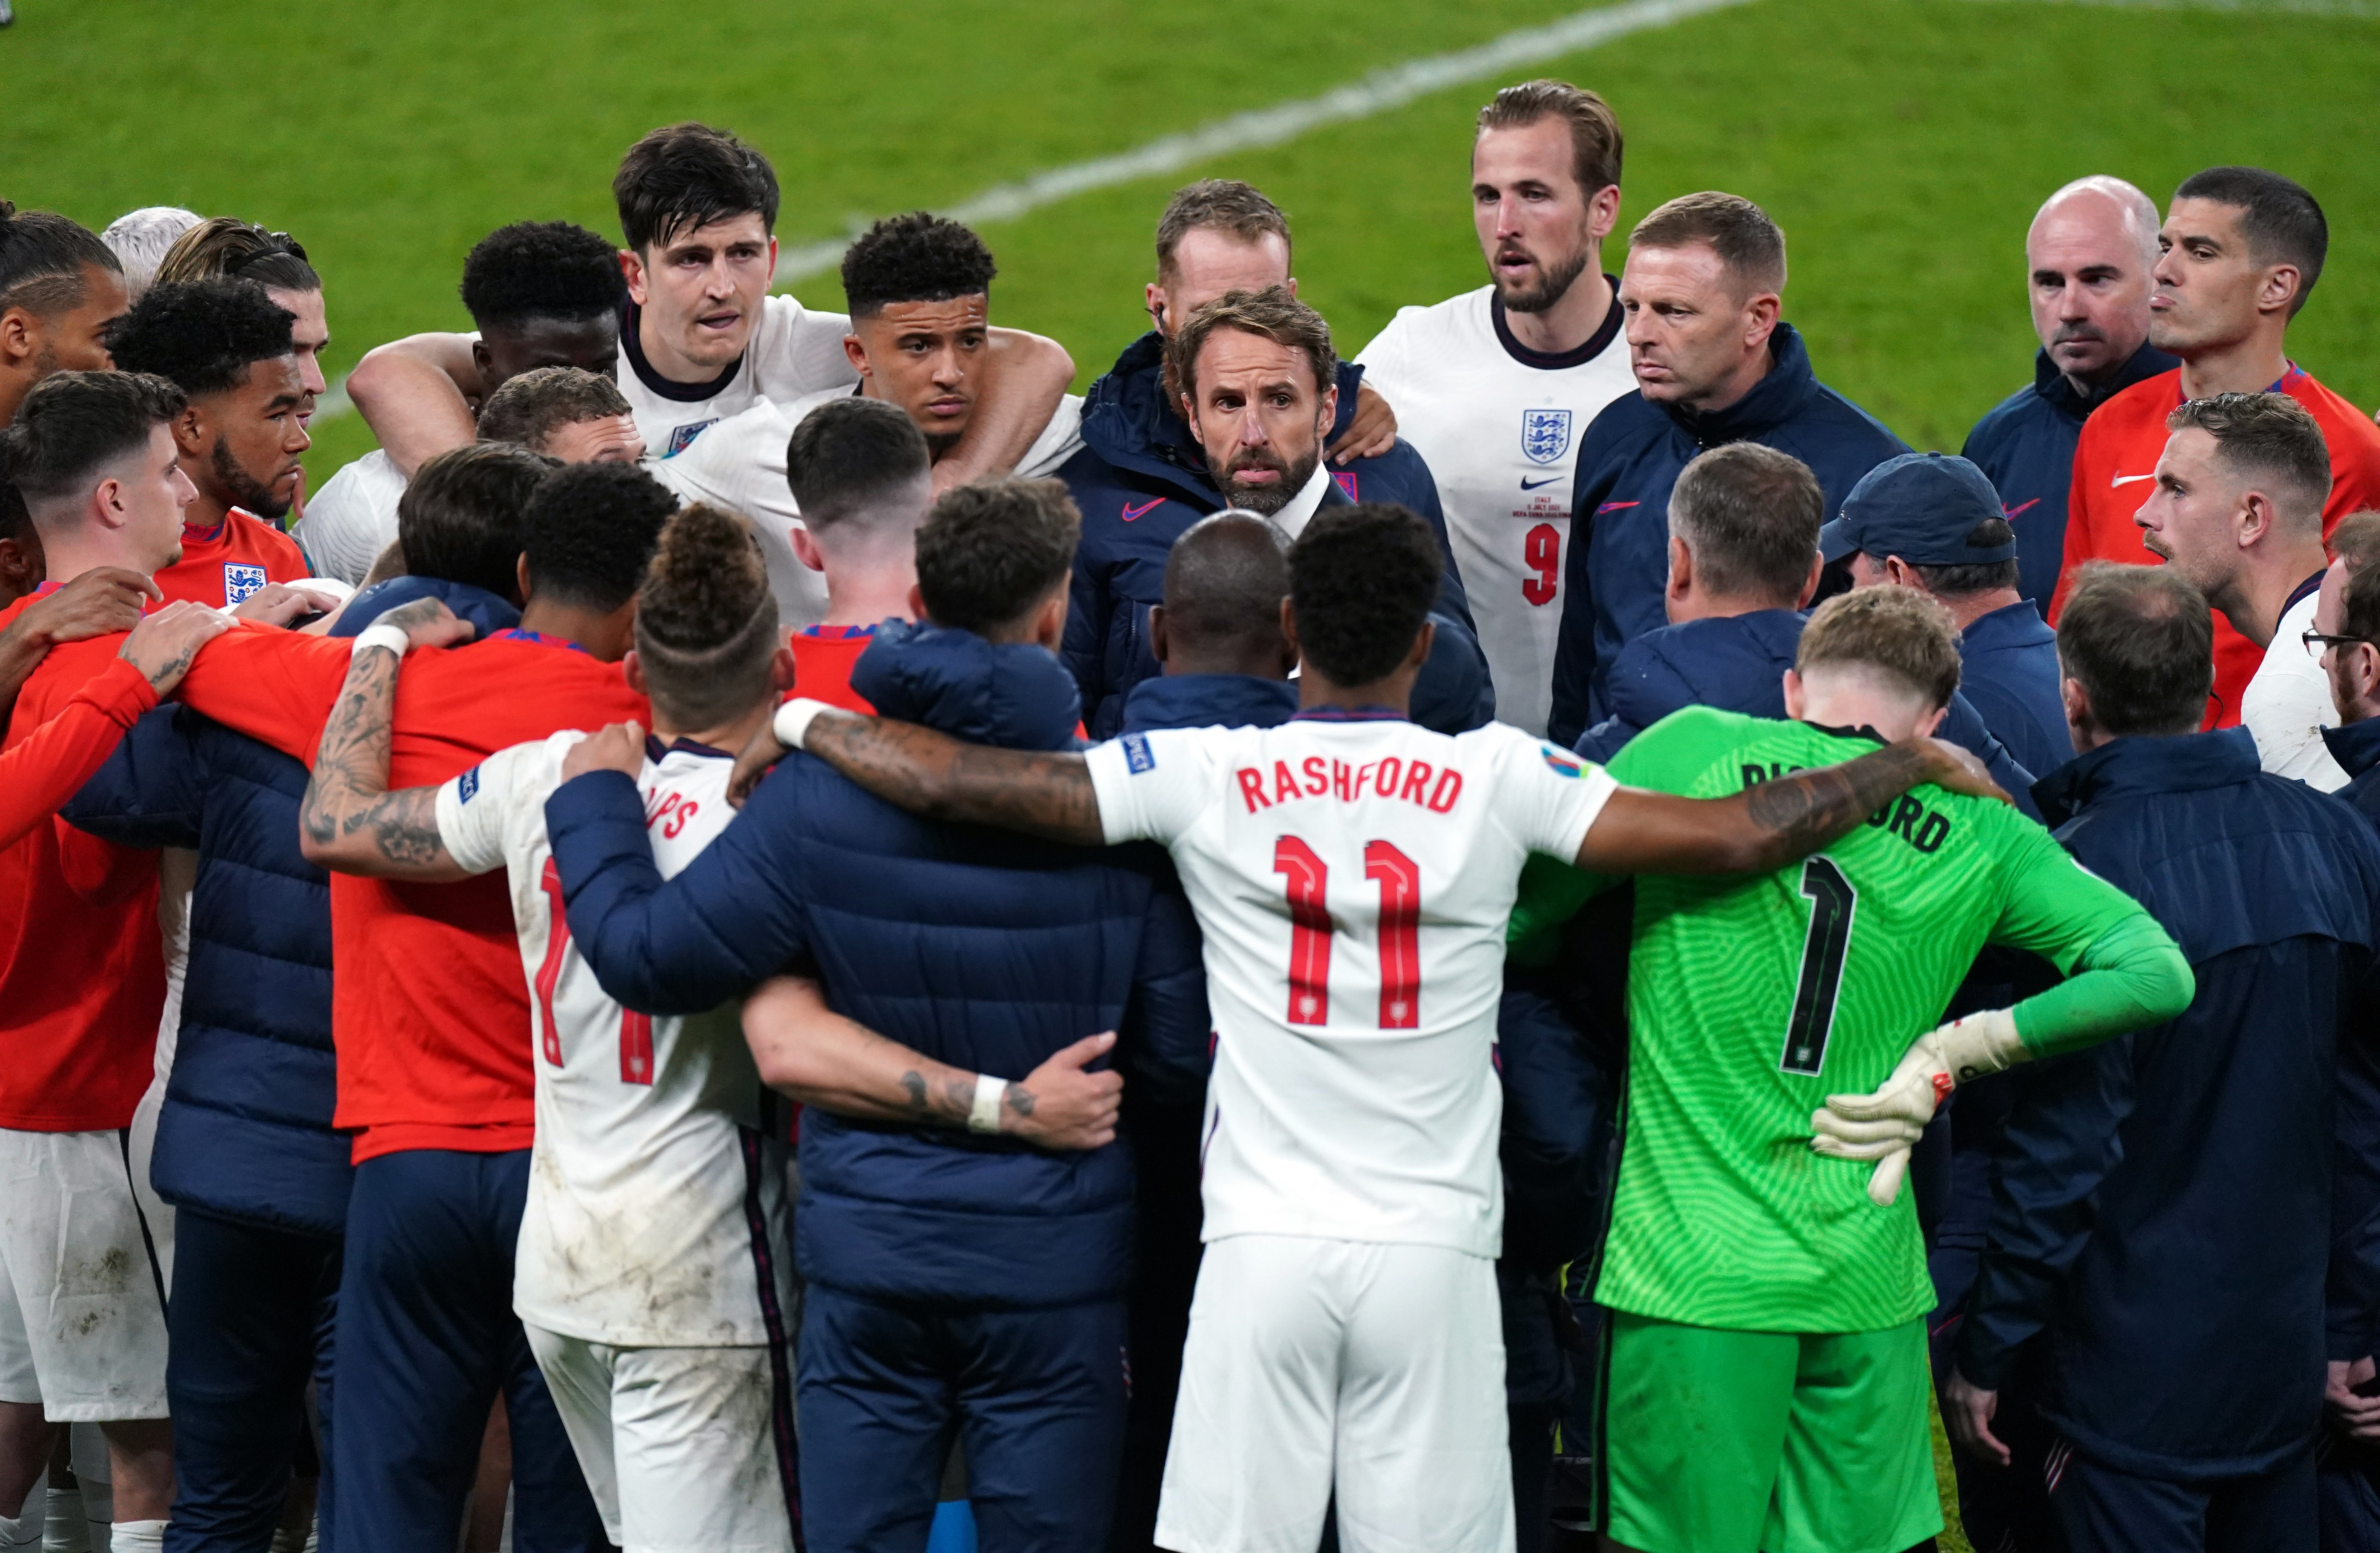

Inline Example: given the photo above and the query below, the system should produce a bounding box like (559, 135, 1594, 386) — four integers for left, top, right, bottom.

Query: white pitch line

(770, 0, 1756, 285)
(313, 0, 1745, 423)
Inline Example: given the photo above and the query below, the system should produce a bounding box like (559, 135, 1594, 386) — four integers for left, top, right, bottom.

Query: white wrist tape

(351, 623, 410, 658)
(968, 1074, 1007, 1135)
(771, 696, 836, 753)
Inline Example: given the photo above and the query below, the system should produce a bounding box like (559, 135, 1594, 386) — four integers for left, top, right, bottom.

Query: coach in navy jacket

(546, 621, 1207, 1553)
(1950, 577, 2380, 1539)
(1963, 341, 2175, 610)
(1060, 330, 1488, 738)
(1549, 322, 1907, 746)
(60, 572, 519, 1549)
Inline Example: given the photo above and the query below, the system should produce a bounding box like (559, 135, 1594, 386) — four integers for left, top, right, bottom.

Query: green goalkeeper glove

(1810, 1008, 2029, 1207)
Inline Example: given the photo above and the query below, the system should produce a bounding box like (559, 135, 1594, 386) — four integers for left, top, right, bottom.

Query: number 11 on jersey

(1272, 835, 1424, 1030)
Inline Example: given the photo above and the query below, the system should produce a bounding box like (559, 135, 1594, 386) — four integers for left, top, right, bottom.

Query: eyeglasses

(2304, 629, 2376, 659)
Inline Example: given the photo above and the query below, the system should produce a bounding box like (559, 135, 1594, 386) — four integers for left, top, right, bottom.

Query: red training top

(788, 624, 880, 714)
(2054, 364, 2380, 726)
(173, 624, 647, 1161)
(156, 510, 309, 609)
(0, 602, 167, 1131)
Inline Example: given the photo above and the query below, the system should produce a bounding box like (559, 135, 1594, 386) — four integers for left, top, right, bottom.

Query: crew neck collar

(618, 297, 745, 404)
(1489, 276, 1623, 370)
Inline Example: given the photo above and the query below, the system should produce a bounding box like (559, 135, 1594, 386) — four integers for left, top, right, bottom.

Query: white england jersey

(655, 390, 1085, 634)
(436, 733, 787, 1348)
(622, 293, 860, 461)
(1357, 285, 1636, 737)
(1085, 713, 1616, 1257)
(292, 448, 405, 585)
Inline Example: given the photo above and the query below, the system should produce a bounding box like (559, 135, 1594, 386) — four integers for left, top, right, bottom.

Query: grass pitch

(5, 0, 2378, 498)
(7, 4, 2377, 1544)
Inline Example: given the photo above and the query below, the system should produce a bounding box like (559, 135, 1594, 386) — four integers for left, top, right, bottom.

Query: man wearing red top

(0, 370, 218, 1551)
(782, 396, 932, 710)
(104, 277, 312, 608)
(166, 460, 672, 1553)
(2055, 166, 2380, 723)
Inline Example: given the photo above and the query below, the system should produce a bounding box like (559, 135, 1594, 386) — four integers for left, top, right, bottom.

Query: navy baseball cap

(1818, 452, 2015, 567)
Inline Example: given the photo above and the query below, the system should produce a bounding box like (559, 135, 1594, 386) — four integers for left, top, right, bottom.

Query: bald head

(2026, 176, 2161, 390)
(1151, 510, 1296, 679)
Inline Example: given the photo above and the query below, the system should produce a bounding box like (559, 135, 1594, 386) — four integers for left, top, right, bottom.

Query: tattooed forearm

(804, 713, 1105, 846)
(890, 1065, 994, 1125)
(1005, 1085, 1036, 1117)
(1741, 741, 1936, 869)
(299, 644, 456, 877)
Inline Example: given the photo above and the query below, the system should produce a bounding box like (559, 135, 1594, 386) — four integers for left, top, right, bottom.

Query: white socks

(100, 1527, 160, 1553)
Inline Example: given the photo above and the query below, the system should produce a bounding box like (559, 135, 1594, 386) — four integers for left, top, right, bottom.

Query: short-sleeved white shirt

(654, 391, 1085, 633)
(293, 449, 406, 585)
(1356, 286, 1637, 737)
(435, 732, 775, 1346)
(623, 294, 861, 461)
(1085, 713, 1617, 1257)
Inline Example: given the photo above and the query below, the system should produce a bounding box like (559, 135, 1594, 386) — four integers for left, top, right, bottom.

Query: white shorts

(0, 1128, 170, 1421)
(525, 1325, 792, 1553)
(1155, 1234, 1514, 1553)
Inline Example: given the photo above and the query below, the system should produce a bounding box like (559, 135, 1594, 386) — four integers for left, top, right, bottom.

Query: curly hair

(840, 212, 997, 319)
(1287, 503, 1441, 686)
(633, 502, 779, 728)
(519, 461, 675, 613)
(460, 222, 628, 331)
(104, 278, 296, 399)
(914, 478, 1078, 636)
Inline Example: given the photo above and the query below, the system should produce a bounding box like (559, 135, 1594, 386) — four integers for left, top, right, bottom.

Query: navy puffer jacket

(547, 622, 1210, 1308)
(60, 578, 521, 1235)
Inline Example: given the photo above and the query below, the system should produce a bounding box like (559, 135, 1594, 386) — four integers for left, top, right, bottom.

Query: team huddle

(0, 74, 2378, 1553)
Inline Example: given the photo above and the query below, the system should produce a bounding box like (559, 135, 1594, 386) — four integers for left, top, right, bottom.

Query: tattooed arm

(297, 598, 478, 879)
(741, 974, 1123, 1151)
(730, 704, 1104, 844)
(1577, 737, 2008, 877)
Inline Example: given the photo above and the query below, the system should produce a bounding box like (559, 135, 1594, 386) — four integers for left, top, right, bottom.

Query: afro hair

(104, 277, 296, 398)
(840, 212, 996, 318)
(459, 221, 629, 331)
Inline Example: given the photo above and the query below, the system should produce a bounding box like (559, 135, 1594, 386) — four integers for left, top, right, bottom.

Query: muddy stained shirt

(438, 731, 776, 1346)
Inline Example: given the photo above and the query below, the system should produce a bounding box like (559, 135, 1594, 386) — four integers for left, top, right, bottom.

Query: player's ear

(1279, 596, 1301, 662)
(1665, 535, 1693, 601)
(1405, 616, 1436, 673)
(843, 333, 869, 380)
(1915, 703, 1949, 739)
(0, 306, 34, 368)
(769, 643, 798, 694)
(514, 553, 534, 606)
(171, 403, 207, 459)
(1796, 552, 1823, 609)
(907, 583, 928, 624)
(1782, 667, 1806, 721)
(622, 650, 649, 697)
(1148, 604, 1170, 666)
(789, 525, 825, 574)
(617, 248, 647, 307)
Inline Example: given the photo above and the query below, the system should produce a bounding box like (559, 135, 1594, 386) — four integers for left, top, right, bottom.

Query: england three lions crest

(1521, 408, 1572, 465)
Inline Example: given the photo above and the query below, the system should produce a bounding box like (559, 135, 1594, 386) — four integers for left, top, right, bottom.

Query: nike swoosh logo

(2111, 473, 2154, 488)
(2003, 498, 2041, 519)
(1520, 476, 1561, 491)
(1596, 500, 1640, 515)
(1121, 499, 1164, 521)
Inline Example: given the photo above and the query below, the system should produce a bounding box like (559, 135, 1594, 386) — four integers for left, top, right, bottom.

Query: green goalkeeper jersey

(1552, 708, 2147, 1333)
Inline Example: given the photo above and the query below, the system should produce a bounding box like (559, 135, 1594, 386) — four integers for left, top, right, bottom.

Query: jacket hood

(851, 620, 1084, 752)
(332, 576, 523, 641)
(1119, 672, 1299, 733)
(2032, 726, 2261, 828)
(1604, 609, 1804, 731)
(1079, 328, 1367, 503)
(2028, 340, 2181, 421)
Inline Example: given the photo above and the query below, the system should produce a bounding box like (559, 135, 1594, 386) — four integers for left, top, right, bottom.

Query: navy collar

(1961, 598, 2055, 652)
(493, 627, 588, 654)
(2032, 726, 2261, 827)
(2285, 568, 2327, 618)
(1490, 277, 1622, 370)
(1291, 704, 1408, 723)
(2029, 339, 2180, 420)
(2323, 717, 2380, 781)
(644, 733, 733, 763)
(1660, 322, 1815, 443)
(618, 297, 743, 405)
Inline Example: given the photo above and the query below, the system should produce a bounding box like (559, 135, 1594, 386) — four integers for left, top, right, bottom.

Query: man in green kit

(1511, 584, 2193, 1553)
